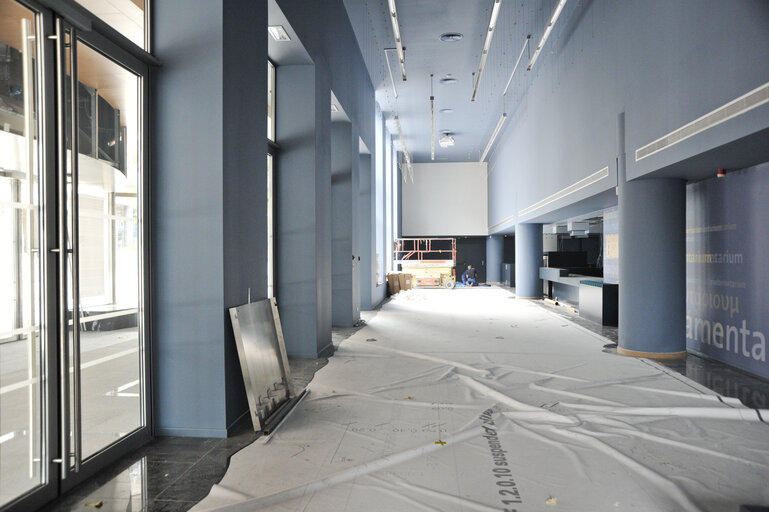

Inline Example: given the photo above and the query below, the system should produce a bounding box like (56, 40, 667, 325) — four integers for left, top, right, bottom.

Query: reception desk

(539, 267, 618, 326)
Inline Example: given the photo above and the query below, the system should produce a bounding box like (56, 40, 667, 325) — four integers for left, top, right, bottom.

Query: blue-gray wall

(151, 0, 267, 436)
(358, 153, 374, 309)
(331, 121, 358, 326)
(488, 0, 769, 230)
(275, 65, 332, 358)
(151, 0, 377, 436)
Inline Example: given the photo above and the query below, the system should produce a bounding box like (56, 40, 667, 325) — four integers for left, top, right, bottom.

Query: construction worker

(461, 265, 478, 286)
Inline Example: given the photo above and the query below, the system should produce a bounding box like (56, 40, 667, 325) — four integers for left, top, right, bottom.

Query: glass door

(56, 18, 148, 488)
(0, 0, 46, 507)
(0, 2, 150, 509)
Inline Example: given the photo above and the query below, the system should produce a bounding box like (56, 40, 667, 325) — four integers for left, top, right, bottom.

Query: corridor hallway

(195, 287, 769, 512)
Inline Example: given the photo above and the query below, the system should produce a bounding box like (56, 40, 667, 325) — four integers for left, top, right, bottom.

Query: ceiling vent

(635, 81, 769, 162)
(440, 32, 464, 42)
(567, 221, 588, 238)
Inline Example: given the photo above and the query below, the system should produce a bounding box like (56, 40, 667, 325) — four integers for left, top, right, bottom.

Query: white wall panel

(402, 162, 488, 236)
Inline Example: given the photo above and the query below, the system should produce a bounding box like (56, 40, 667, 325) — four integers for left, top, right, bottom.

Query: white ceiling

(343, 0, 579, 163)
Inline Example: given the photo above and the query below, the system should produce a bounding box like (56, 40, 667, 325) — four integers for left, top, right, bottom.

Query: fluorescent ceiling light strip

(394, 115, 413, 181)
(479, 113, 507, 162)
(388, 0, 407, 80)
(518, 166, 609, 217)
(267, 25, 291, 42)
(502, 35, 531, 96)
(430, 97, 435, 160)
(384, 49, 399, 98)
(527, 0, 567, 71)
(471, 0, 502, 102)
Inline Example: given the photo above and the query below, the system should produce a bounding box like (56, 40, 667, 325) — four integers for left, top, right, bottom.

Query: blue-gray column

(358, 153, 374, 309)
(152, 0, 266, 436)
(276, 64, 333, 358)
(331, 121, 359, 326)
(618, 177, 686, 356)
(515, 223, 543, 299)
(486, 235, 504, 283)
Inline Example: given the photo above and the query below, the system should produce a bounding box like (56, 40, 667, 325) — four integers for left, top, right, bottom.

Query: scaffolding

(393, 238, 456, 288)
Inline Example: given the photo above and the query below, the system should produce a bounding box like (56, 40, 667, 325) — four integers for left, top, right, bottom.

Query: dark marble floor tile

(531, 293, 769, 409)
(136, 437, 218, 464)
(145, 499, 196, 512)
(155, 456, 229, 503)
(145, 459, 196, 499)
(658, 354, 769, 409)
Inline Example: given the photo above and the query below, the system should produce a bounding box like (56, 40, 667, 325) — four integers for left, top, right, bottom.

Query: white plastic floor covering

(193, 288, 769, 512)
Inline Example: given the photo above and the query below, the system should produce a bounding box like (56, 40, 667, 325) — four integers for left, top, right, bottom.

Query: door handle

(55, 18, 82, 476)
(54, 17, 70, 479)
(68, 23, 82, 475)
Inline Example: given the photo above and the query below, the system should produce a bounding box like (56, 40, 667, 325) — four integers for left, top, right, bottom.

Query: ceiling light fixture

(502, 35, 531, 96)
(268, 25, 291, 42)
(471, 0, 502, 102)
(480, 113, 506, 162)
(440, 32, 464, 42)
(384, 48, 399, 98)
(387, 0, 407, 80)
(439, 132, 455, 148)
(527, 0, 567, 71)
(439, 77, 457, 85)
(430, 74, 435, 160)
(439, 108, 454, 114)
(394, 115, 413, 181)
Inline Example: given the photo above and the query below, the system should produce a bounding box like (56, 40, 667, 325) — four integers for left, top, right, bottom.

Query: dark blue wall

(488, 0, 769, 231)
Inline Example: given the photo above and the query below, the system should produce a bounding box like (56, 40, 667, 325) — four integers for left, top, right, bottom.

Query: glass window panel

(0, 0, 44, 505)
(74, 0, 147, 50)
(268, 61, 275, 141)
(74, 41, 143, 460)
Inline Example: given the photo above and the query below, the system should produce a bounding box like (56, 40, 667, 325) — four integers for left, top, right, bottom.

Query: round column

(486, 235, 504, 283)
(515, 223, 543, 299)
(618, 177, 686, 357)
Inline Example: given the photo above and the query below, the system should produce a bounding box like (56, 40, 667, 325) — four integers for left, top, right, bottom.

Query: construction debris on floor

(193, 288, 769, 512)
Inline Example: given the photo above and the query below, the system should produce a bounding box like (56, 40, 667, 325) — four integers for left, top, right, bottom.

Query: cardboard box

(398, 273, 413, 291)
(386, 273, 401, 295)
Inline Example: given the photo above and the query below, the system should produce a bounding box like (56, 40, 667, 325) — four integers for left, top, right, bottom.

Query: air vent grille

(635, 82, 769, 162)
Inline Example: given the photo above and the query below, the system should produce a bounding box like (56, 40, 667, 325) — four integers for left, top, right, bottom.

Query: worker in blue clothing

(461, 264, 478, 286)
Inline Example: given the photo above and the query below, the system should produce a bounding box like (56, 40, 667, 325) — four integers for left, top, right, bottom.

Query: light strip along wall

(518, 166, 609, 217)
(635, 81, 769, 162)
(488, 213, 515, 231)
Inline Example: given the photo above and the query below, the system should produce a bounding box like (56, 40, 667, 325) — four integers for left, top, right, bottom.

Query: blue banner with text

(686, 162, 769, 379)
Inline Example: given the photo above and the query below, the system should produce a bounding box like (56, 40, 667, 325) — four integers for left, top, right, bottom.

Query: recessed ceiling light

(439, 108, 454, 114)
(440, 32, 464, 42)
(439, 77, 457, 85)
(268, 25, 291, 42)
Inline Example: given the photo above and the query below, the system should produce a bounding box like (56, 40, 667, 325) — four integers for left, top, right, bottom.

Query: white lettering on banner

(687, 316, 767, 362)
(687, 291, 741, 318)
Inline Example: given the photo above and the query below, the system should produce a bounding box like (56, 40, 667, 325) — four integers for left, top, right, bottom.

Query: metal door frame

(2, 1, 153, 509)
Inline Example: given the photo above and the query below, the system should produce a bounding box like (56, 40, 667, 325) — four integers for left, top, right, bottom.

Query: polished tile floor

(40, 299, 769, 511)
(42, 357, 330, 512)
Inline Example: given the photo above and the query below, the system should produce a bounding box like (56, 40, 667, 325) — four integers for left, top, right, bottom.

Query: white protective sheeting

(193, 288, 769, 512)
